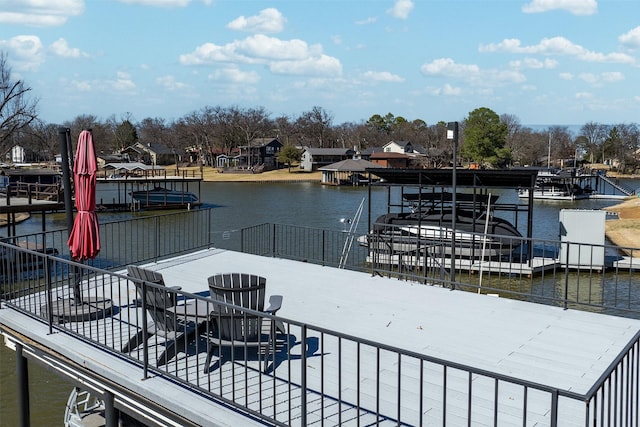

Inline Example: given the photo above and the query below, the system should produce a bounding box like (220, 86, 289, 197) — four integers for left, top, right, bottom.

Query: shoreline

(603, 196, 640, 251)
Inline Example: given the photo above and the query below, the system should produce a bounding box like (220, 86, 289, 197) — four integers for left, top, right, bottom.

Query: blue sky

(1, 0, 638, 127)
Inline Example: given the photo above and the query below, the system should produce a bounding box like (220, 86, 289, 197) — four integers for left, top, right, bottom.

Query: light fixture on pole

(447, 121, 459, 289)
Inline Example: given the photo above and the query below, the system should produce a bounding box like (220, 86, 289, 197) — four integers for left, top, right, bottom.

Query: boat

(360, 192, 523, 260)
(130, 186, 198, 206)
(516, 168, 594, 200)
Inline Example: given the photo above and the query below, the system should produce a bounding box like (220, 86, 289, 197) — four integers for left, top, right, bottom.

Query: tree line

(1, 51, 639, 173)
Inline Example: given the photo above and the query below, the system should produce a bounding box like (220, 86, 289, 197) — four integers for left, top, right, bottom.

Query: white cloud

(355, 17, 377, 25)
(0, 0, 85, 27)
(559, 72, 574, 80)
(522, 0, 597, 15)
(420, 58, 480, 77)
(112, 71, 136, 91)
(619, 26, 640, 49)
(363, 71, 404, 83)
(387, 0, 414, 20)
(509, 57, 558, 69)
(480, 37, 635, 64)
(117, 0, 192, 7)
(578, 71, 625, 85)
(49, 38, 89, 58)
(421, 58, 525, 88)
(227, 8, 286, 34)
(270, 54, 342, 76)
(156, 75, 188, 90)
(70, 80, 92, 92)
(208, 67, 260, 84)
(0, 35, 45, 71)
(180, 34, 342, 77)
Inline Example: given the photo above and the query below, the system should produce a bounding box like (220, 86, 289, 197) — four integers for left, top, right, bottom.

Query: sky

(0, 0, 639, 128)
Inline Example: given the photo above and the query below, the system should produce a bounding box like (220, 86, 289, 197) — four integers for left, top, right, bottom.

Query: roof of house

(366, 168, 538, 188)
(303, 147, 355, 156)
(103, 162, 164, 171)
(369, 152, 410, 159)
(318, 158, 385, 172)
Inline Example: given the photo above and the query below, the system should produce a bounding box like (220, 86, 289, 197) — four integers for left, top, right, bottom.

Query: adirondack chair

(123, 265, 199, 366)
(203, 273, 283, 373)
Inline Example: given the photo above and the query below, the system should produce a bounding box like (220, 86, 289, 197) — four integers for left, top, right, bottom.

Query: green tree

(277, 145, 302, 172)
(461, 107, 509, 167)
(114, 118, 138, 150)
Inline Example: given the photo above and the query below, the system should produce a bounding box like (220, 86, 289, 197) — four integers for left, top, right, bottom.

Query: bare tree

(579, 121, 608, 163)
(0, 51, 39, 156)
(295, 106, 333, 147)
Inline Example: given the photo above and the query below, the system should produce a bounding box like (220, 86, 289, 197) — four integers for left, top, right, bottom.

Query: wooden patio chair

(203, 273, 283, 373)
(122, 265, 200, 366)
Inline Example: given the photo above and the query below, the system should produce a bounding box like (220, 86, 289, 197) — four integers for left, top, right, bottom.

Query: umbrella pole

(58, 127, 82, 305)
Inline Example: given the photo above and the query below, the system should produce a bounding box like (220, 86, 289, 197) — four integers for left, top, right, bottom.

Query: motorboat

(360, 192, 523, 260)
(516, 168, 594, 200)
(130, 186, 198, 206)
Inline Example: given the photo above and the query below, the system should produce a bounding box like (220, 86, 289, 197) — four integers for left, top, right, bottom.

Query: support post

(447, 122, 459, 289)
(16, 343, 31, 427)
(104, 390, 117, 427)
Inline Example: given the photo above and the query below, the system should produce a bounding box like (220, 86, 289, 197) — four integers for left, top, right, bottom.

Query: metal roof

(365, 168, 538, 188)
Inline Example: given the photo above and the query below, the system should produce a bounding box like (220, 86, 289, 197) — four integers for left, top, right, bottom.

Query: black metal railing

(3, 215, 640, 425)
(1, 208, 215, 274)
(3, 246, 639, 426)
(238, 222, 640, 319)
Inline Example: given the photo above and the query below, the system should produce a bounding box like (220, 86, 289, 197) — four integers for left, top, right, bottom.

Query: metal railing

(239, 222, 640, 319)
(3, 244, 639, 426)
(3, 215, 640, 425)
(1, 208, 214, 274)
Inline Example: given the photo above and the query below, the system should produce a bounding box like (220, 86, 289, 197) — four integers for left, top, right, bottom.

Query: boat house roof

(366, 168, 538, 188)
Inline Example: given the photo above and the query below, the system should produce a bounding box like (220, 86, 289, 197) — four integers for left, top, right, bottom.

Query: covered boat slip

(2, 247, 640, 426)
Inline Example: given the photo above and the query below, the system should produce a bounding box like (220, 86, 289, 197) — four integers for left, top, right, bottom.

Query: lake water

(2, 179, 638, 426)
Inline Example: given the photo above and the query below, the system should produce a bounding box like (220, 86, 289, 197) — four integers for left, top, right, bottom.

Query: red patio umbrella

(67, 130, 100, 261)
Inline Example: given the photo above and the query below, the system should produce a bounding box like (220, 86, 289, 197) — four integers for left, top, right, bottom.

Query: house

(237, 138, 282, 170)
(121, 142, 176, 166)
(359, 146, 384, 161)
(300, 147, 356, 172)
(9, 145, 45, 163)
(382, 140, 426, 155)
(96, 154, 125, 169)
(369, 151, 412, 168)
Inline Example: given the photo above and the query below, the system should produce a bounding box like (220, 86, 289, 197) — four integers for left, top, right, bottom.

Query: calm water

(1, 179, 638, 426)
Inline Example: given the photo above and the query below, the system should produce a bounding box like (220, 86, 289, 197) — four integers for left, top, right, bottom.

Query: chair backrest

(207, 273, 266, 341)
(127, 265, 177, 332)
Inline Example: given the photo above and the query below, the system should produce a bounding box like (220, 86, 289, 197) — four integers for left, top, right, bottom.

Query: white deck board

(2, 247, 640, 426)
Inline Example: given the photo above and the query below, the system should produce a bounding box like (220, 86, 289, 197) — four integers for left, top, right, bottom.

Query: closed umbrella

(67, 130, 100, 261)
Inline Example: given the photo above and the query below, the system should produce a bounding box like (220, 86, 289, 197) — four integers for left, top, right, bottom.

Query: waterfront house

(121, 142, 176, 166)
(237, 137, 282, 170)
(299, 147, 356, 172)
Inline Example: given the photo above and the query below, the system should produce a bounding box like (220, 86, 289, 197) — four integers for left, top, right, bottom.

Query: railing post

(141, 282, 149, 379)
(550, 389, 558, 427)
(154, 215, 159, 261)
(45, 255, 54, 334)
(563, 244, 570, 310)
(322, 229, 326, 266)
(300, 324, 307, 426)
(271, 223, 276, 257)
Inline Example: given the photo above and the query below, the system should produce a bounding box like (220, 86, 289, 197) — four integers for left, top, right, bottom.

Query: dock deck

(2, 248, 640, 425)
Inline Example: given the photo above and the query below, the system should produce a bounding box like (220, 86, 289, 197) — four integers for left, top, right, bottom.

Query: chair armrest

(168, 285, 182, 291)
(264, 295, 283, 314)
